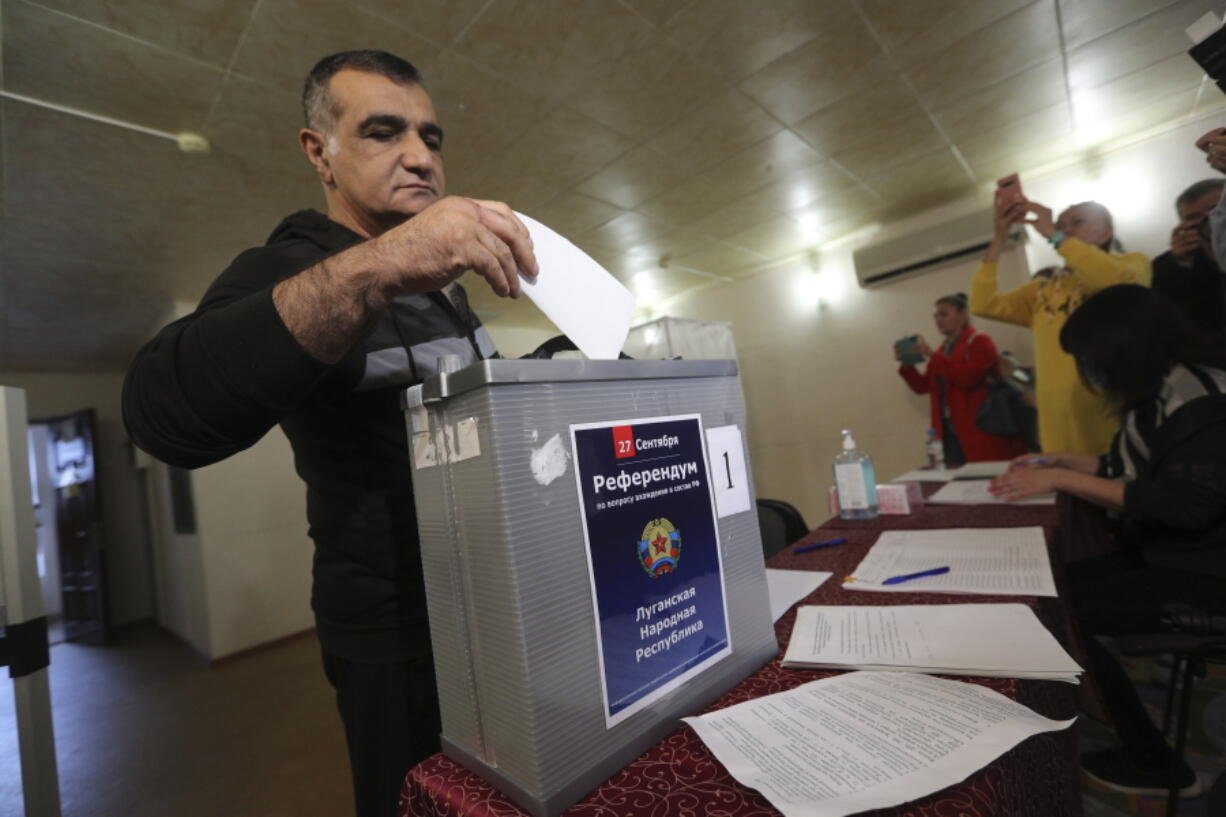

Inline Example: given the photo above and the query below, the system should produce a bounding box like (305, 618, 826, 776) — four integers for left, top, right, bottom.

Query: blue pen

(882, 566, 951, 585)
(1019, 456, 1050, 466)
(794, 537, 846, 554)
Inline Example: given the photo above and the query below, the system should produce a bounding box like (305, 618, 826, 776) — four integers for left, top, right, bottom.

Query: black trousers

(321, 648, 443, 817)
(1068, 554, 1226, 767)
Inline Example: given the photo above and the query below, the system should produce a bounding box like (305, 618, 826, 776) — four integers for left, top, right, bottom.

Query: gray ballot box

(402, 358, 777, 817)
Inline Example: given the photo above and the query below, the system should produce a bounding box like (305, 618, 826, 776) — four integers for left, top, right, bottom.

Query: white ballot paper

(844, 527, 1057, 596)
(783, 604, 1081, 682)
(928, 479, 1056, 505)
(766, 569, 832, 622)
(514, 211, 635, 360)
(950, 460, 1011, 480)
(890, 468, 955, 483)
(683, 671, 1075, 817)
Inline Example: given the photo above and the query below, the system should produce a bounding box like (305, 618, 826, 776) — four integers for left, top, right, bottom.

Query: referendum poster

(571, 414, 732, 728)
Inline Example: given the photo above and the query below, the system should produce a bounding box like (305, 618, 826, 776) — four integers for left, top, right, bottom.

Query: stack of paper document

(783, 604, 1081, 683)
(684, 671, 1075, 817)
(844, 527, 1057, 596)
(890, 460, 1013, 483)
(928, 479, 1055, 505)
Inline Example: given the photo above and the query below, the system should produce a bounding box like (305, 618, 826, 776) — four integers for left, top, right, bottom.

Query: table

(400, 503, 1081, 817)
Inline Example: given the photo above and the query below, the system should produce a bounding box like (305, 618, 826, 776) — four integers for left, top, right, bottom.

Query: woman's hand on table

(990, 468, 1064, 501)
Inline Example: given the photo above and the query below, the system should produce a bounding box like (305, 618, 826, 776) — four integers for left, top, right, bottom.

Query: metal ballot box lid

(404, 358, 776, 817)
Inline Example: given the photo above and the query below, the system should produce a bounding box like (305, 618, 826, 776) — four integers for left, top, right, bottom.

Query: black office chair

(1115, 606, 1226, 816)
(756, 498, 809, 560)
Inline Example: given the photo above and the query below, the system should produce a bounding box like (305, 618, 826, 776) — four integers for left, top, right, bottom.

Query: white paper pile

(843, 527, 1057, 596)
(684, 671, 1075, 817)
(782, 603, 1081, 682)
(928, 478, 1055, 505)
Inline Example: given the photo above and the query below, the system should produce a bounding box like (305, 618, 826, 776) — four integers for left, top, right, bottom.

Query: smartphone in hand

(995, 173, 1025, 221)
(895, 335, 924, 366)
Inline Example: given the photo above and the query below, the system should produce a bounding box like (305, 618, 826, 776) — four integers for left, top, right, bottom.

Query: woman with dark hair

(895, 292, 1025, 465)
(971, 197, 1151, 455)
(991, 284, 1226, 796)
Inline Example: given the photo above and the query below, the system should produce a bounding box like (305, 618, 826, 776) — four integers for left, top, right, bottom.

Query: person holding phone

(894, 293, 1026, 466)
(1150, 178, 1223, 334)
(989, 284, 1226, 796)
(970, 187, 1151, 454)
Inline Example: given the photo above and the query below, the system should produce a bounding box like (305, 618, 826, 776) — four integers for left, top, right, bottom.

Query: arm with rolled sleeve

(122, 250, 330, 469)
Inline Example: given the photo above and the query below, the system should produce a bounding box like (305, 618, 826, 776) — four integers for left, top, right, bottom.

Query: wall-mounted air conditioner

(853, 208, 1024, 288)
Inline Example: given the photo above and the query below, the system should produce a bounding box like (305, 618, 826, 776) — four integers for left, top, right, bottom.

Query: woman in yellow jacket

(971, 198, 1150, 455)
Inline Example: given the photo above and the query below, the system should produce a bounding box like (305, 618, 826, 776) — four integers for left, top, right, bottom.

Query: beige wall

(0, 371, 154, 627)
(655, 111, 1226, 525)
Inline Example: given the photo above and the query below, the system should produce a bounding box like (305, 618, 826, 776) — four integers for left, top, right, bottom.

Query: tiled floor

(0, 623, 350, 817)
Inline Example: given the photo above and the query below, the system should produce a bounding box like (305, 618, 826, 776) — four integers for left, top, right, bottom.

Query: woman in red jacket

(895, 293, 1026, 465)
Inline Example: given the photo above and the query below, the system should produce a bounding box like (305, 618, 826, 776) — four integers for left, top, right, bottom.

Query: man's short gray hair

(1175, 178, 1226, 212)
(302, 50, 422, 134)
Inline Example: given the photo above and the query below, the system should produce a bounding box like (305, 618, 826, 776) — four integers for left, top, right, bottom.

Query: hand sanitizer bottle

(834, 429, 879, 520)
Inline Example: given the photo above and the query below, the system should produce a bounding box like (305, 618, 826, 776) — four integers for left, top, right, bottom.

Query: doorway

(27, 409, 110, 646)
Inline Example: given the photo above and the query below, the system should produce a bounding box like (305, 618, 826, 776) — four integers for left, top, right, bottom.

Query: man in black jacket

(123, 50, 538, 817)
(1151, 178, 1224, 334)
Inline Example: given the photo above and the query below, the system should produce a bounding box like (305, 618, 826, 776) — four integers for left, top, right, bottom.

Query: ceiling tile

(522, 191, 624, 239)
(1067, 0, 1214, 90)
(931, 58, 1066, 143)
(4, 0, 225, 132)
(228, 0, 443, 97)
(1071, 53, 1204, 138)
(465, 105, 635, 213)
(4, 327, 157, 373)
(566, 33, 728, 141)
(738, 26, 887, 125)
(668, 240, 766, 278)
(858, 148, 977, 214)
(954, 103, 1074, 180)
(422, 50, 559, 194)
(631, 267, 701, 302)
(723, 216, 819, 260)
(790, 79, 946, 179)
(3, 101, 189, 265)
(856, 0, 1033, 64)
(1059, 0, 1184, 49)
(27, 0, 258, 67)
(643, 88, 782, 177)
(206, 74, 305, 174)
(577, 211, 678, 256)
(620, 0, 691, 28)
(1076, 83, 1201, 147)
(905, 0, 1060, 112)
(350, 0, 490, 47)
(452, 0, 655, 101)
(663, 0, 861, 82)
(573, 144, 696, 210)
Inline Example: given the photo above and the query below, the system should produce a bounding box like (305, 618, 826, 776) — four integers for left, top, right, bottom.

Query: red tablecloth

(400, 510, 1081, 817)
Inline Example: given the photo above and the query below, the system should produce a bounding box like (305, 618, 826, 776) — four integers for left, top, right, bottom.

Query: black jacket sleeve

(1123, 419, 1226, 542)
(122, 248, 331, 468)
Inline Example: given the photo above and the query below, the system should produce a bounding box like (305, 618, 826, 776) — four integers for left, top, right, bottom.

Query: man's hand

(1171, 220, 1203, 258)
(1196, 127, 1226, 174)
(372, 197, 538, 299)
(274, 196, 539, 365)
